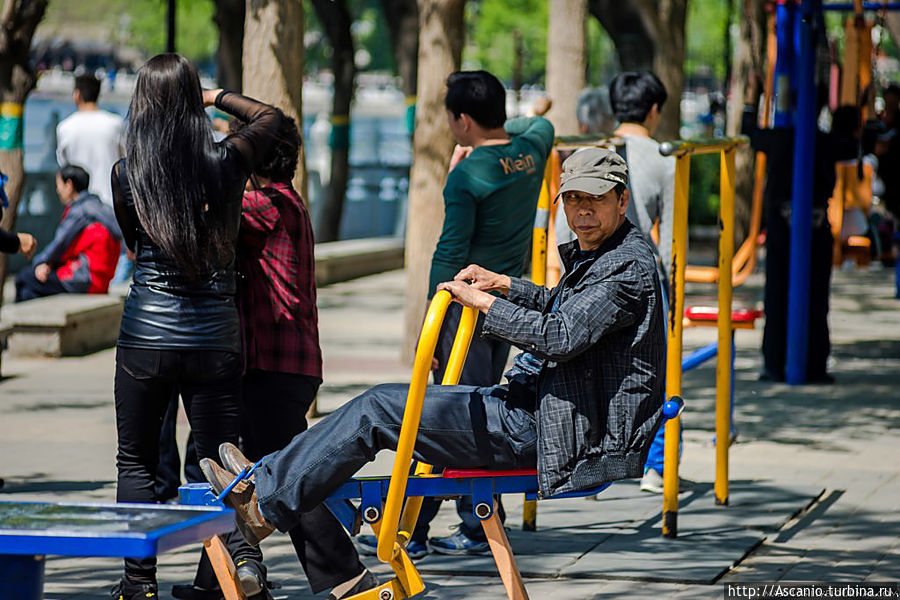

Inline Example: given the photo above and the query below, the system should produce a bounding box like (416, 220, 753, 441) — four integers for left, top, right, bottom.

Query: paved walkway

(1, 266, 898, 599)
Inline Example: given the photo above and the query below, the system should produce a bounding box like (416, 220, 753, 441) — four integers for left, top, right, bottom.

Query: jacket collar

(558, 219, 634, 272)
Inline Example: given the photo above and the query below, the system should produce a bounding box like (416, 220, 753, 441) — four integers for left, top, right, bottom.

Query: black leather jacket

(112, 91, 283, 353)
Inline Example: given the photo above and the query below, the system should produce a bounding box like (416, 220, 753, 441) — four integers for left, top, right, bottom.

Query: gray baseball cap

(555, 147, 628, 201)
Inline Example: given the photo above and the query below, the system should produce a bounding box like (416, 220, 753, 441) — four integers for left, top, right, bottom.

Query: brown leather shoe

(200, 457, 275, 546)
(219, 442, 253, 478)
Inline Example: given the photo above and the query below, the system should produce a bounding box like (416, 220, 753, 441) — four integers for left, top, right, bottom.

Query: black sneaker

(171, 584, 223, 600)
(235, 558, 266, 596)
(110, 578, 158, 600)
(326, 570, 379, 600)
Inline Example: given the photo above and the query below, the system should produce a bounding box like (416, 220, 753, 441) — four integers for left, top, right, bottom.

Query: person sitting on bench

(202, 148, 667, 561)
(15, 165, 121, 302)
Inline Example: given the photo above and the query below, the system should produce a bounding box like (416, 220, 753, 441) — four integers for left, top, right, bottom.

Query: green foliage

(465, 0, 548, 85)
(688, 153, 721, 225)
(125, 0, 217, 65)
(684, 0, 732, 82)
(585, 16, 618, 87)
(304, 0, 395, 74)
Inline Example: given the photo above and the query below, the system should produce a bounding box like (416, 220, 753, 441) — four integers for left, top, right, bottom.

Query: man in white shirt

(56, 74, 124, 208)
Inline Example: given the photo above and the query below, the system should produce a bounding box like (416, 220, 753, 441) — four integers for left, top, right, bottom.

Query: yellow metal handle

(398, 302, 477, 537)
(377, 290, 477, 563)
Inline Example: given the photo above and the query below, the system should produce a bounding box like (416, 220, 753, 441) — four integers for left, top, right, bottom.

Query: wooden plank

(481, 506, 529, 600)
(203, 535, 246, 600)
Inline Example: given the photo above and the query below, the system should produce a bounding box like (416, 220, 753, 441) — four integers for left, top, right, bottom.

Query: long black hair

(125, 53, 228, 279)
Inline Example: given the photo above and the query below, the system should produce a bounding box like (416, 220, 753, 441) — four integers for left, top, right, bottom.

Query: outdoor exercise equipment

(184, 290, 684, 599)
(0, 501, 238, 600)
(776, 0, 900, 384)
(659, 136, 747, 529)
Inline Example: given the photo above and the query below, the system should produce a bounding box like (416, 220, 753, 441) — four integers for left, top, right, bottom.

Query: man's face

(562, 188, 628, 250)
(55, 175, 76, 205)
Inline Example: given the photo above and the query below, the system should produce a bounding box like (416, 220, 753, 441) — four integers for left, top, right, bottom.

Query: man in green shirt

(358, 71, 554, 557)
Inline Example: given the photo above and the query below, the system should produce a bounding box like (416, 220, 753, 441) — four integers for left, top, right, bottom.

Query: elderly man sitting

(203, 147, 667, 597)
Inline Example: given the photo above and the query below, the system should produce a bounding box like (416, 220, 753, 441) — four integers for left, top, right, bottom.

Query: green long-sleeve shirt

(428, 116, 555, 296)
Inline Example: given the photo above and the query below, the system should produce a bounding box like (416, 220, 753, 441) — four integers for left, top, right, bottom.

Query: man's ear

(460, 113, 474, 133)
(619, 189, 630, 214)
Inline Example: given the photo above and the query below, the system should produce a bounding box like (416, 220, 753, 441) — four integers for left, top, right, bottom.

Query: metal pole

(167, 0, 176, 54)
(785, 0, 819, 385)
(715, 148, 735, 506)
(662, 153, 690, 538)
(774, 1, 796, 127)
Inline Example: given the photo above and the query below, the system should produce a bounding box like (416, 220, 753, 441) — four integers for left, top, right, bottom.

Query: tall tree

(0, 0, 48, 306)
(311, 0, 354, 243)
(546, 0, 586, 135)
(726, 0, 767, 242)
(242, 0, 307, 199)
(213, 0, 244, 91)
(402, 0, 465, 361)
(380, 0, 418, 133)
(588, 0, 687, 141)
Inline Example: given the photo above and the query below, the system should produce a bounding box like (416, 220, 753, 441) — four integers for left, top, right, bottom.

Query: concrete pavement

(1, 265, 898, 599)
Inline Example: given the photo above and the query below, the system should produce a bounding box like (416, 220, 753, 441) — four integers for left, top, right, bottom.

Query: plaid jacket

(483, 220, 666, 497)
(237, 183, 322, 378)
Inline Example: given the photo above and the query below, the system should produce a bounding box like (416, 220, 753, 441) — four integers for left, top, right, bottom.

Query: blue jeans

(254, 383, 537, 533)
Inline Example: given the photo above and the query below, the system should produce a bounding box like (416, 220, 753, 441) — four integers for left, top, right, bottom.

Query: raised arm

(213, 90, 284, 173)
(504, 116, 555, 158)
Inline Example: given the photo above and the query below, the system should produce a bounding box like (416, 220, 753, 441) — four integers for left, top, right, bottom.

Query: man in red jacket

(15, 165, 121, 302)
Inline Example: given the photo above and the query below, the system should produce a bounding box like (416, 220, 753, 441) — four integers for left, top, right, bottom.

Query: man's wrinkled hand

(437, 280, 496, 314)
(454, 264, 510, 294)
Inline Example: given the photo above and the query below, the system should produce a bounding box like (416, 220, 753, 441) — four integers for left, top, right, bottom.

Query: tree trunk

(0, 0, 48, 307)
(547, 0, 586, 135)
(382, 0, 419, 98)
(213, 0, 244, 91)
(311, 0, 355, 243)
(381, 0, 419, 136)
(243, 0, 307, 201)
(589, 0, 687, 141)
(402, 0, 465, 361)
(726, 0, 767, 243)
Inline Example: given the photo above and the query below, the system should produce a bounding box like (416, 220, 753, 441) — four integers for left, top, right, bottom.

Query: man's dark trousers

(254, 382, 537, 533)
(14, 268, 68, 302)
(412, 303, 510, 544)
(192, 371, 366, 594)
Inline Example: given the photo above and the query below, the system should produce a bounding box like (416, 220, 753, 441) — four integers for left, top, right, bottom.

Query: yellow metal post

(522, 159, 554, 532)
(715, 149, 736, 506)
(531, 160, 553, 287)
(662, 153, 690, 538)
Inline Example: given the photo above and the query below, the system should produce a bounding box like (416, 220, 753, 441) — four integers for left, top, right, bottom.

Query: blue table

(0, 500, 235, 600)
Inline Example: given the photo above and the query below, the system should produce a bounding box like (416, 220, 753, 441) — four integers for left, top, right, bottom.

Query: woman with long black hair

(110, 53, 282, 599)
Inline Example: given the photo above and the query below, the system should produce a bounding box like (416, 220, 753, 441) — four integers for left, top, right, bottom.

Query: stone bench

(0, 294, 123, 357)
(0, 321, 11, 376)
(315, 237, 404, 286)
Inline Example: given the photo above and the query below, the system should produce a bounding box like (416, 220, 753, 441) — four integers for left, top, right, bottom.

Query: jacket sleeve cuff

(482, 297, 518, 340)
(507, 277, 533, 303)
